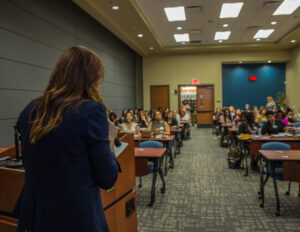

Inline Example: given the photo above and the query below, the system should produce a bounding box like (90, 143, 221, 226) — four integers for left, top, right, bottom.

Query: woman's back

(17, 100, 119, 232)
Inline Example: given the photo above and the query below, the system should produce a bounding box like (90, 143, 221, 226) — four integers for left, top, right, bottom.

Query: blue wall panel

(222, 63, 286, 109)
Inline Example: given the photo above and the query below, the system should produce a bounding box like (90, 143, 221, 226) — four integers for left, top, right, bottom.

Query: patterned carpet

(136, 128, 300, 232)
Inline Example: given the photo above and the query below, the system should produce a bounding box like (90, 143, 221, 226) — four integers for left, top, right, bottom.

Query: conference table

(135, 147, 166, 207)
(134, 135, 174, 176)
(259, 150, 300, 216)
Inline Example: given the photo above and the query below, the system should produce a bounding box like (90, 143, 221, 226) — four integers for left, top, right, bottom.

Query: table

(135, 147, 166, 206)
(259, 150, 300, 216)
(250, 136, 300, 155)
(135, 135, 175, 176)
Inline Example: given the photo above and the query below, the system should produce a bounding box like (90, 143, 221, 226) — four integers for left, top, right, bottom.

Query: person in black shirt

(262, 111, 287, 135)
(109, 112, 122, 127)
(166, 111, 178, 128)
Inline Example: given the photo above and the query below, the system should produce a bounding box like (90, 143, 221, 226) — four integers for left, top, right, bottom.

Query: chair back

(293, 122, 300, 127)
(261, 142, 291, 150)
(295, 130, 300, 134)
(139, 140, 163, 148)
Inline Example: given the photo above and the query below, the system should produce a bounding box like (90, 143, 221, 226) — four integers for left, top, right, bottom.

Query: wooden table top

(259, 150, 300, 161)
(134, 135, 175, 141)
(135, 148, 166, 158)
(251, 135, 300, 141)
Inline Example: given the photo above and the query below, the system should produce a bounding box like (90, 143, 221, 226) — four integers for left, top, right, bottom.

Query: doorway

(197, 85, 214, 127)
(150, 85, 169, 110)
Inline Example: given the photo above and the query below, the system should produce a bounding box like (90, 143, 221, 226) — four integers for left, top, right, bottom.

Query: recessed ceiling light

(254, 29, 274, 39)
(256, 38, 261, 41)
(268, 60, 272, 63)
(273, 0, 300, 15)
(223, 24, 229, 28)
(239, 61, 243, 64)
(137, 34, 143, 38)
(177, 27, 183, 30)
(174, 33, 190, 42)
(149, 46, 154, 50)
(271, 21, 277, 25)
(220, 2, 244, 18)
(291, 39, 296, 43)
(112, 6, 119, 10)
(218, 40, 223, 43)
(164, 7, 186, 21)
(214, 31, 231, 40)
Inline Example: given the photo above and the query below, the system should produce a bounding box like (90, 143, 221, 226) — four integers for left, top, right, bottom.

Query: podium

(0, 133, 137, 232)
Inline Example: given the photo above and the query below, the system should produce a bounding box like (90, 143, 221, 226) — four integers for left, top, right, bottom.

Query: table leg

(164, 150, 168, 176)
(168, 142, 174, 169)
(158, 166, 165, 194)
(271, 162, 280, 216)
(148, 158, 159, 207)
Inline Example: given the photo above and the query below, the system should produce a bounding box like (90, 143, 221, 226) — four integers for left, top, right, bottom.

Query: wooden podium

(0, 133, 137, 232)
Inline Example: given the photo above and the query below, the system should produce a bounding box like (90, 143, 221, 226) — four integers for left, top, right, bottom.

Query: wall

(0, 0, 138, 146)
(286, 46, 300, 112)
(222, 63, 286, 109)
(143, 50, 290, 111)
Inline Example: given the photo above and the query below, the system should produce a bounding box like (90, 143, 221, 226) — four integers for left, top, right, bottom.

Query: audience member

(266, 96, 276, 111)
(148, 110, 170, 135)
(262, 111, 287, 135)
(120, 112, 141, 136)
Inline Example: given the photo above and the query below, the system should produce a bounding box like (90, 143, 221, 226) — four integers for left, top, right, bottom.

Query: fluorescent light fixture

(256, 38, 261, 41)
(214, 31, 231, 40)
(177, 26, 183, 30)
(137, 34, 143, 38)
(112, 6, 119, 10)
(223, 24, 229, 28)
(291, 39, 296, 43)
(271, 21, 277, 25)
(253, 29, 274, 39)
(268, 60, 272, 63)
(174, 33, 190, 42)
(220, 2, 244, 18)
(149, 46, 154, 50)
(164, 7, 186, 21)
(218, 40, 223, 43)
(273, 0, 300, 15)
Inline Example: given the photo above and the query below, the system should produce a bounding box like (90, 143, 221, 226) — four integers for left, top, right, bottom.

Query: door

(197, 85, 214, 127)
(150, 85, 169, 110)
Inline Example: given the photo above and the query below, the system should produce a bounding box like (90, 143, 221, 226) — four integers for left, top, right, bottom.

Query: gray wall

(0, 0, 138, 146)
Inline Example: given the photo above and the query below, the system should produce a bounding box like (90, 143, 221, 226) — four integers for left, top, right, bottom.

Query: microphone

(114, 138, 121, 147)
(6, 123, 23, 168)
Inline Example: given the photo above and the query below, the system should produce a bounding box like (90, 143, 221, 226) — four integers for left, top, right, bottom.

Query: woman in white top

(266, 96, 276, 111)
(180, 100, 191, 121)
(120, 112, 141, 136)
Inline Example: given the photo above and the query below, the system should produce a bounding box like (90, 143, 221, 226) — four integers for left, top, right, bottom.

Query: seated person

(233, 109, 242, 125)
(286, 108, 298, 123)
(109, 112, 122, 126)
(148, 110, 170, 135)
(219, 108, 232, 142)
(120, 112, 141, 136)
(137, 111, 148, 128)
(237, 111, 247, 128)
(173, 109, 181, 123)
(239, 112, 258, 134)
(262, 111, 287, 135)
(166, 111, 178, 129)
(256, 108, 267, 124)
(275, 110, 289, 127)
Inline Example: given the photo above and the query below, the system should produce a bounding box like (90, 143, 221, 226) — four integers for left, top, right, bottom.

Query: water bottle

(258, 128, 262, 136)
(232, 121, 236, 128)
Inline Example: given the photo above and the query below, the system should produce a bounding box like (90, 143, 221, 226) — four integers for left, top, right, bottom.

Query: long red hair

(30, 45, 107, 143)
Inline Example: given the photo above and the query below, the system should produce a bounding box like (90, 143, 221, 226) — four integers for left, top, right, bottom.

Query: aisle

(136, 128, 300, 232)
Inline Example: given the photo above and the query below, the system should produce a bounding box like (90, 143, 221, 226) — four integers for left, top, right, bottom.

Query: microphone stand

(6, 124, 23, 168)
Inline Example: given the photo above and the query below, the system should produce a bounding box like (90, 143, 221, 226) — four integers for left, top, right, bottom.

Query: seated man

(262, 111, 287, 135)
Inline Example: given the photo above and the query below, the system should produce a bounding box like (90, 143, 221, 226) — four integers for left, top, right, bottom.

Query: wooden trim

(150, 85, 170, 110)
(177, 84, 215, 111)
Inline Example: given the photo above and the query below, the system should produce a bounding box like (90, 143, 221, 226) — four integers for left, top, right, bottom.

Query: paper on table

(114, 142, 128, 157)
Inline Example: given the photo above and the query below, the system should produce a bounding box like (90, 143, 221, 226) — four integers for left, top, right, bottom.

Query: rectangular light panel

(253, 29, 274, 39)
(273, 0, 300, 15)
(164, 7, 186, 21)
(174, 33, 190, 42)
(220, 2, 244, 18)
(214, 31, 231, 40)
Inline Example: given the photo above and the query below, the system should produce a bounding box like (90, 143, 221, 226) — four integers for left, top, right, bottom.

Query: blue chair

(293, 122, 300, 127)
(295, 130, 300, 134)
(260, 142, 291, 215)
(138, 141, 163, 188)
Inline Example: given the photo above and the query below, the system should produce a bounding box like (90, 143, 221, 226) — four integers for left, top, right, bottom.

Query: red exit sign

(249, 76, 257, 81)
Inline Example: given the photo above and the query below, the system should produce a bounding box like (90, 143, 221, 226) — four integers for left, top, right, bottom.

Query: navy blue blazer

(16, 100, 119, 232)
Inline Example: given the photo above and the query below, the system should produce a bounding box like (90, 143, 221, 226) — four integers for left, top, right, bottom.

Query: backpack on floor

(227, 144, 241, 169)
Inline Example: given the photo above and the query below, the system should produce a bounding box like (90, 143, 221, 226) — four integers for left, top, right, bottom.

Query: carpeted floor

(136, 128, 300, 232)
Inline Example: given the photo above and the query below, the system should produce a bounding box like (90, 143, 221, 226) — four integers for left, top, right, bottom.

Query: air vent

(247, 26, 262, 31)
(189, 29, 201, 34)
(186, 5, 202, 14)
(263, 1, 280, 9)
(190, 40, 202, 44)
(186, 6, 202, 10)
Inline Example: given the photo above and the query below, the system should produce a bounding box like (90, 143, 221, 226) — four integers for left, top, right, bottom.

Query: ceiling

(73, 0, 300, 56)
